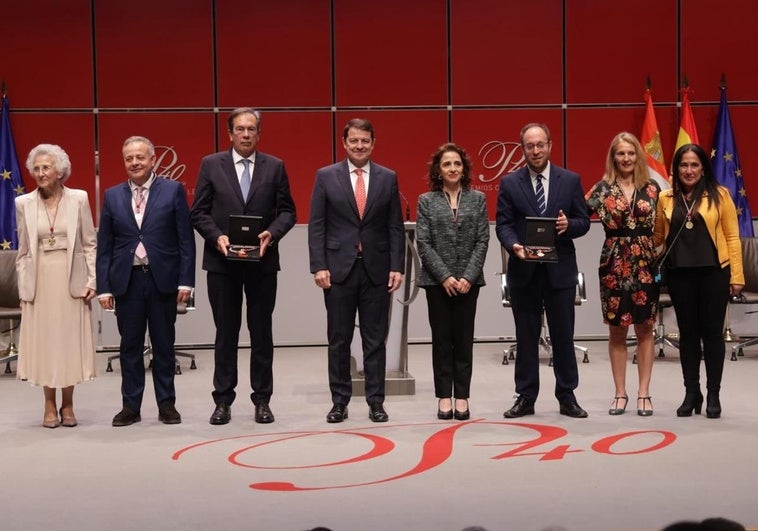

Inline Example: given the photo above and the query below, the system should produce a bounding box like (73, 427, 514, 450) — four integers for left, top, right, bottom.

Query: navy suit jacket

(495, 165, 589, 290)
(190, 149, 296, 274)
(97, 176, 196, 296)
(308, 160, 405, 285)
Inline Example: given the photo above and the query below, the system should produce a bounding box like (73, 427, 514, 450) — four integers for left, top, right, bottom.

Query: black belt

(604, 228, 653, 238)
(132, 264, 150, 272)
(356, 252, 363, 259)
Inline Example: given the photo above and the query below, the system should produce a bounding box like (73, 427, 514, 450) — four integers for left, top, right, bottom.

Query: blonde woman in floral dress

(586, 132, 660, 417)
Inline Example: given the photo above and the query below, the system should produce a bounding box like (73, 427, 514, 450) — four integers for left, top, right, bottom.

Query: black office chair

(499, 246, 589, 366)
(105, 294, 197, 374)
(0, 250, 21, 374)
(729, 237, 758, 360)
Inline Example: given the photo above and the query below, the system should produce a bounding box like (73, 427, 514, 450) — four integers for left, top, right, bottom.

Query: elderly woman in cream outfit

(15, 144, 97, 428)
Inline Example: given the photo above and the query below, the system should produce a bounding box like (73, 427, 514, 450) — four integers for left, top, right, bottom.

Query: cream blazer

(15, 187, 97, 301)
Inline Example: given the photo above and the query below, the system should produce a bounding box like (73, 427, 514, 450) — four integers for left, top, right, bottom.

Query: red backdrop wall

(3, 0, 758, 222)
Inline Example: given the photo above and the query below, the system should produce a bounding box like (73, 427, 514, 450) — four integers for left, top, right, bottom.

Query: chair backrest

(499, 245, 585, 307)
(0, 250, 20, 309)
(740, 237, 758, 293)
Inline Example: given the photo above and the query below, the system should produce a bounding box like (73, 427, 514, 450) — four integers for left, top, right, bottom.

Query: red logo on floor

(173, 420, 676, 491)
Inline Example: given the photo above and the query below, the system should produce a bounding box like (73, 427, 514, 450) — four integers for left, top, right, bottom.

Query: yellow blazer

(15, 187, 97, 302)
(654, 186, 744, 285)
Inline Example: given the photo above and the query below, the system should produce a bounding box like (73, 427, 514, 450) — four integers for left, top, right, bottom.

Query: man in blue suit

(308, 118, 405, 423)
(496, 123, 590, 418)
(191, 108, 296, 426)
(97, 136, 195, 426)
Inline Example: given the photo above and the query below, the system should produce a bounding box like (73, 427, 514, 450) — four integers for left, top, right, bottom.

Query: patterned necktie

(535, 174, 546, 215)
(133, 186, 147, 260)
(355, 167, 366, 218)
(240, 159, 251, 200)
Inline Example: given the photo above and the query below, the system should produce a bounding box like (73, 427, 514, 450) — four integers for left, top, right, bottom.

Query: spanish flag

(641, 88, 670, 190)
(675, 85, 700, 150)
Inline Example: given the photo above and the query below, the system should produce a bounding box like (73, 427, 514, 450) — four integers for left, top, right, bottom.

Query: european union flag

(1, 95, 26, 250)
(712, 86, 754, 237)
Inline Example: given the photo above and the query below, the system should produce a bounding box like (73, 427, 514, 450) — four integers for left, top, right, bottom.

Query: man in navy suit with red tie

(308, 118, 405, 423)
(97, 136, 196, 427)
(191, 108, 296, 426)
(496, 123, 590, 419)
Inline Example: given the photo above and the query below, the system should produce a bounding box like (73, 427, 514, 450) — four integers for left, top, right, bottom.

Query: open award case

(227, 215, 263, 261)
(524, 216, 558, 262)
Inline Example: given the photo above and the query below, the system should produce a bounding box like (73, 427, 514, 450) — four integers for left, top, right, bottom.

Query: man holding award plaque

(191, 108, 296, 426)
(495, 123, 590, 419)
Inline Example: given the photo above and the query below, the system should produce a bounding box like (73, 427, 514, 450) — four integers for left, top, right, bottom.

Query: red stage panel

(95, 0, 213, 108)
(216, 0, 332, 108)
(97, 113, 216, 213)
(215, 111, 333, 220)
(452, 109, 563, 220)
(9, 113, 96, 216)
(332, 111, 448, 220)
(2, 0, 93, 108)
(681, 0, 758, 102)
(566, 0, 678, 104)
(334, 0, 447, 107)
(566, 107, 679, 191)
(451, 0, 563, 105)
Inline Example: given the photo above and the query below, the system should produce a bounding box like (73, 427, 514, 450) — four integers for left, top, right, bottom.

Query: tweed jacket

(416, 188, 490, 287)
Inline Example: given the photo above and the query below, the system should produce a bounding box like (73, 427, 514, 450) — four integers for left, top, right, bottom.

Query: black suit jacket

(190, 149, 296, 273)
(495, 164, 589, 289)
(308, 160, 405, 285)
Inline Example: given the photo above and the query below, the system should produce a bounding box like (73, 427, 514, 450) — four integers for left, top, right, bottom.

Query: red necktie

(355, 167, 366, 218)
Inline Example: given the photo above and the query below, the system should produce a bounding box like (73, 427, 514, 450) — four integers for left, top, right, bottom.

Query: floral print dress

(586, 180, 661, 326)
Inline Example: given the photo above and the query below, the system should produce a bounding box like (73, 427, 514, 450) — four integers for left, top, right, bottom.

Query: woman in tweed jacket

(416, 143, 490, 420)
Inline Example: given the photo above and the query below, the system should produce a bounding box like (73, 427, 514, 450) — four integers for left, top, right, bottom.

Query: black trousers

(115, 268, 177, 411)
(424, 285, 480, 399)
(667, 265, 730, 393)
(324, 258, 390, 406)
(207, 266, 277, 407)
(509, 267, 579, 403)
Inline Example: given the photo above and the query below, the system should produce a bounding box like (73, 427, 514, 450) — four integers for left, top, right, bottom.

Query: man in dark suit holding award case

(496, 123, 590, 418)
(308, 118, 405, 423)
(191, 108, 296, 426)
(97, 136, 196, 427)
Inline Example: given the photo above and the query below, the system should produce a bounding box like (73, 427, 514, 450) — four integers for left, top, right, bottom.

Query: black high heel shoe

(454, 400, 470, 421)
(608, 395, 628, 415)
(437, 399, 453, 420)
(676, 391, 704, 417)
(705, 393, 721, 419)
(637, 396, 653, 417)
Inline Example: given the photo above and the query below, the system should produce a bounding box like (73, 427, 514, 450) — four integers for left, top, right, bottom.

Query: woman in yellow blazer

(654, 143, 744, 419)
(15, 144, 97, 428)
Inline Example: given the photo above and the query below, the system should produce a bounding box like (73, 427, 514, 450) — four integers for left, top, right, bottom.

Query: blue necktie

(535, 174, 546, 215)
(240, 159, 251, 200)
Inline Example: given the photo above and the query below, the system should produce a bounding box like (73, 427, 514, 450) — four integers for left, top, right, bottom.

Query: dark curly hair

(426, 142, 473, 191)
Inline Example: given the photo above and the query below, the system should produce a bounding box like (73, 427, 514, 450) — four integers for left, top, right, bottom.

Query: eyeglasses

(32, 164, 54, 174)
(232, 126, 259, 135)
(523, 142, 549, 152)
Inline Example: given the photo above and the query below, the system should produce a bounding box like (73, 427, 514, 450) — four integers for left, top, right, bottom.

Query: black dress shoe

(454, 408, 470, 421)
(112, 406, 141, 427)
(255, 402, 275, 424)
(559, 401, 588, 418)
(158, 402, 182, 424)
(209, 403, 231, 425)
(326, 403, 348, 423)
(368, 403, 389, 422)
(503, 396, 535, 418)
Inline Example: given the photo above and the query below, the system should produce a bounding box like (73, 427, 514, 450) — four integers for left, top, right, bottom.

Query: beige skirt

(17, 248, 96, 387)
